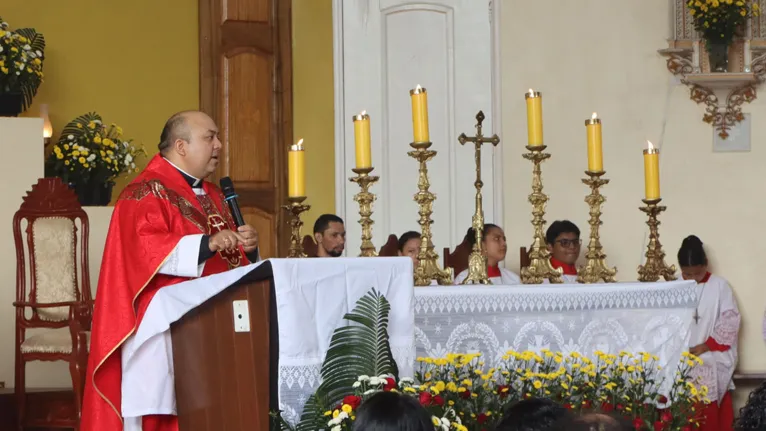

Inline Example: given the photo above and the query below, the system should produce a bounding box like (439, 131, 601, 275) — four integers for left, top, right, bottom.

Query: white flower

(338, 411, 349, 420)
(352, 381, 361, 388)
(67, 135, 74, 140)
(378, 374, 390, 380)
(357, 375, 370, 382)
(0, 46, 3, 53)
(331, 426, 341, 431)
(399, 377, 414, 384)
(363, 389, 377, 396)
(327, 417, 341, 426)
(87, 154, 96, 162)
(125, 154, 133, 163)
(369, 377, 381, 386)
(23, 44, 31, 50)
(130, 162, 136, 168)
(15, 71, 20, 75)
(35, 50, 42, 57)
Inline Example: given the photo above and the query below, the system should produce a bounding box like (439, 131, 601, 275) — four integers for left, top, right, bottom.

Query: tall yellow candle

(525, 89, 543, 147)
(353, 111, 372, 169)
(585, 112, 603, 172)
(288, 139, 306, 197)
(643, 141, 660, 200)
(410, 85, 429, 143)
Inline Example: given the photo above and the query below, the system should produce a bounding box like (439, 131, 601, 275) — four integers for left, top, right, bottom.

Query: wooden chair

(378, 234, 399, 257)
(520, 246, 531, 269)
(13, 178, 93, 431)
(443, 236, 472, 277)
(301, 235, 318, 257)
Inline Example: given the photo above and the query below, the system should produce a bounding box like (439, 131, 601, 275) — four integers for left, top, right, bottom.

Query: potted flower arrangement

(686, 0, 760, 72)
(271, 290, 707, 431)
(45, 112, 145, 206)
(0, 17, 45, 116)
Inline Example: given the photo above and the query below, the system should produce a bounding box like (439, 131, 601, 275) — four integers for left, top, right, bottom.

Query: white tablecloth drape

(413, 280, 697, 398)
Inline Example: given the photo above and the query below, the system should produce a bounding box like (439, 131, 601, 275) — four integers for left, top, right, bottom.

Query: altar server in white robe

(454, 224, 521, 285)
(678, 235, 740, 431)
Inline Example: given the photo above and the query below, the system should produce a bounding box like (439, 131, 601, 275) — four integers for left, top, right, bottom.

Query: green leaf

(12, 27, 45, 112)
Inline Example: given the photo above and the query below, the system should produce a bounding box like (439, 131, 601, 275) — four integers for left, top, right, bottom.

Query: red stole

(81, 155, 250, 431)
(487, 265, 501, 278)
(550, 257, 577, 275)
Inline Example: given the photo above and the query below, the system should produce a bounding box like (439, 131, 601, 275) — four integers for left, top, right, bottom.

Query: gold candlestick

(520, 145, 563, 284)
(577, 171, 617, 283)
(282, 196, 311, 258)
(350, 167, 380, 257)
(637, 198, 677, 282)
(457, 111, 500, 285)
(408, 141, 454, 286)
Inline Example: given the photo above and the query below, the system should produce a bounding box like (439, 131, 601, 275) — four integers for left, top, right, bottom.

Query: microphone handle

(226, 197, 246, 227)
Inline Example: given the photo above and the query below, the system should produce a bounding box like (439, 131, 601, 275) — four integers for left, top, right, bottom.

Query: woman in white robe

(678, 235, 740, 431)
(454, 224, 521, 285)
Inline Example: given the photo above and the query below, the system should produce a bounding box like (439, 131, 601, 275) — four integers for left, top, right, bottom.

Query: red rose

(657, 395, 668, 404)
(654, 420, 665, 430)
(477, 413, 488, 424)
(419, 392, 432, 406)
(433, 395, 444, 406)
(564, 403, 573, 410)
(681, 427, 692, 431)
(459, 390, 471, 399)
(616, 404, 624, 411)
(661, 411, 673, 423)
(342, 395, 362, 410)
(601, 402, 614, 412)
(633, 418, 644, 430)
(384, 377, 396, 391)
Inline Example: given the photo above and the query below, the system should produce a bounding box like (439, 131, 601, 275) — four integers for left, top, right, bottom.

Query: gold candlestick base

(520, 145, 563, 284)
(408, 141, 454, 286)
(458, 111, 500, 285)
(577, 171, 617, 283)
(281, 196, 311, 258)
(350, 167, 380, 257)
(637, 198, 677, 282)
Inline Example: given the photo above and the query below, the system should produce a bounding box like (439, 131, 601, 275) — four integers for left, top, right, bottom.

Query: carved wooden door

(200, 0, 292, 258)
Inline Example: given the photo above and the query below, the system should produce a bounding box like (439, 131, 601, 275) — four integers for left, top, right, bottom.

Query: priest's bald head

(158, 111, 222, 179)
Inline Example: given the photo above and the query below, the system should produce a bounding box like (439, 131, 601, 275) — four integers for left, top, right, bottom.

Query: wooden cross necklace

(693, 280, 709, 325)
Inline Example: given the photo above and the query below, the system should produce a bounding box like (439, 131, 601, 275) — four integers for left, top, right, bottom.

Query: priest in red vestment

(81, 111, 261, 431)
(545, 220, 581, 283)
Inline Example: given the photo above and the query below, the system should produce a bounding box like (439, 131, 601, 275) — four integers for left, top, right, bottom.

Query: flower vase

(69, 181, 114, 206)
(0, 93, 23, 117)
(707, 43, 730, 72)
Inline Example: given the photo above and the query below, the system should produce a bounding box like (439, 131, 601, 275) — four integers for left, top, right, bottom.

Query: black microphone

(219, 177, 246, 227)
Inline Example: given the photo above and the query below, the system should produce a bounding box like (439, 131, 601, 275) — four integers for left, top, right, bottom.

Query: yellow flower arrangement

(46, 112, 145, 187)
(0, 17, 44, 113)
(686, 0, 759, 48)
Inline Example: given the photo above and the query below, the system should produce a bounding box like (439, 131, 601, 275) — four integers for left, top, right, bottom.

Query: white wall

(501, 0, 766, 407)
(0, 118, 112, 389)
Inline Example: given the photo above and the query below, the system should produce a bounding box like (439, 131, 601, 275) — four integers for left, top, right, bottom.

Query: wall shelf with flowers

(44, 112, 145, 206)
(659, 0, 764, 138)
(0, 17, 45, 117)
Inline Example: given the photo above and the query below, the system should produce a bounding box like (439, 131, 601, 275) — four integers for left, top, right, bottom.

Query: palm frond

(58, 112, 102, 144)
(13, 28, 45, 112)
(295, 393, 330, 431)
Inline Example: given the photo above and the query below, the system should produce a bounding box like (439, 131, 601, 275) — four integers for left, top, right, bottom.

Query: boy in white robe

(678, 235, 740, 431)
(546, 220, 581, 284)
(454, 224, 521, 285)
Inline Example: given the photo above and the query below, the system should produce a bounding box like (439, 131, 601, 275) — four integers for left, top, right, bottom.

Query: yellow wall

(4, 0, 200, 197)
(292, 0, 336, 231)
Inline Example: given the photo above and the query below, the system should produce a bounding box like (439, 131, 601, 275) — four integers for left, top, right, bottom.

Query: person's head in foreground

(677, 234, 708, 283)
(313, 214, 346, 257)
(552, 412, 632, 431)
(350, 391, 435, 431)
(735, 381, 766, 430)
(158, 110, 222, 180)
(398, 231, 422, 269)
(464, 223, 507, 267)
(495, 397, 572, 431)
(546, 220, 581, 266)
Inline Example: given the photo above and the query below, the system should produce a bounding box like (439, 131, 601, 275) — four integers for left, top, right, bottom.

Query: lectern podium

(170, 262, 279, 431)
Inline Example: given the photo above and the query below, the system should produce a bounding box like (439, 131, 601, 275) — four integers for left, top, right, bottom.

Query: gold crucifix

(458, 111, 500, 285)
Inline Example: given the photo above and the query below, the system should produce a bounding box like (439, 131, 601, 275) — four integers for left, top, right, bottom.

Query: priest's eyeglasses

(555, 239, 582, 248)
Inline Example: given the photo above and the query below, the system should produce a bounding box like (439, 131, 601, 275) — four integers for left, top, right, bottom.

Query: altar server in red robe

(546, 220, 581, 283)
(81, 111, 260, 431)
(678, 235, 740, 431)
(454, 224, 521, 285)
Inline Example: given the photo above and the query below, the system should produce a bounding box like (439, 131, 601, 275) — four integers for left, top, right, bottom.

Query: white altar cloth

(119, 257, 415, 428)
(413, 280, 697, 397)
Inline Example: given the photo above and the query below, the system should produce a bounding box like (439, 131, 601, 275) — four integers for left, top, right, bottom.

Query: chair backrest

(378, 234, 399, 257)
(520, 246, 531, 269)
(14, 178, 91, 324)
(443, 237, 472, 277)
(302, 235, 318, 257)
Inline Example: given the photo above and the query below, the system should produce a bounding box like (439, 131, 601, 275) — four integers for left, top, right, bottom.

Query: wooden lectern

(170, 262, 279, 431)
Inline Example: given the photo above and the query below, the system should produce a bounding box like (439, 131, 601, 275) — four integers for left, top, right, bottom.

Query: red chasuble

(81, 155, 251, 431)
